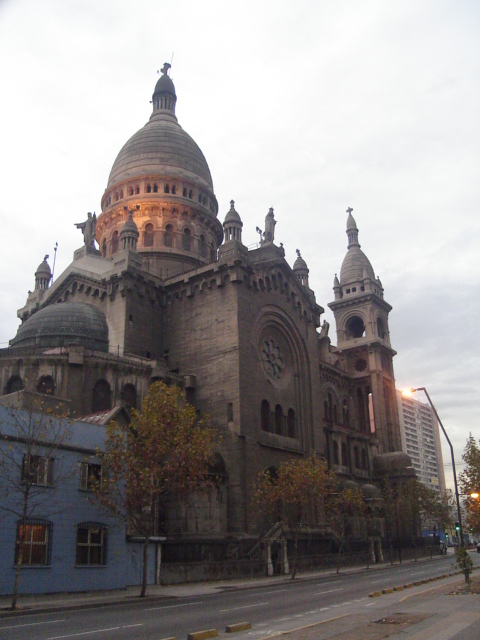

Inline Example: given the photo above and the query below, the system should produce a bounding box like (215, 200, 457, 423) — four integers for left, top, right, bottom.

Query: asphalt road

(1, 552, 479, 640)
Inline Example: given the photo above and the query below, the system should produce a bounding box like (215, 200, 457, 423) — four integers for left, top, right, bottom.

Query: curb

(368, 567, 477, 598)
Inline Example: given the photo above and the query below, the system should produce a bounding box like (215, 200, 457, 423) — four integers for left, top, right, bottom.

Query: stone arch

(376, 316, 386, 339)
(5, 375, 23, 395)
(37, 375, 55, 395)
(345, 314, 366, 339)
(164, 224, 174, 247)
(92, 379, 111, 413)
(121, 383, 137, 412)
(143, 223, 154, 247)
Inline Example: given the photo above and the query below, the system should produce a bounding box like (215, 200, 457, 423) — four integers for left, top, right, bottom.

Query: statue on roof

(161, 62, 171, 75)
(264, 207, 276, 243)
(75, 212, 97, 247)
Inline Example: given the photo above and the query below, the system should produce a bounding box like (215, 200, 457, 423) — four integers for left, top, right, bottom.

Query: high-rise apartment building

(396, 390, 446, 496)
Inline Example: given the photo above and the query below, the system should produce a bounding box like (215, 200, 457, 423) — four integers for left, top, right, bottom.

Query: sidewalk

(0, 553, 454, 618)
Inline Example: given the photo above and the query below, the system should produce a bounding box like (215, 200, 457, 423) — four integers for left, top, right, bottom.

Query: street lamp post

(407, 387, 464, 547)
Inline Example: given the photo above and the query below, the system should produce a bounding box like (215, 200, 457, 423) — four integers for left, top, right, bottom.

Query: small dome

(153, 72, 176, 97)
(10, 303, 109, 352)
(224, 200, 242, 225)
(340, 246, 375, 284)
(293, 250, 308, 272)
(361, 484, 382, 499)
(373, 452, 415, 476)
(120, 211, 139, 237)
(35, 256, 51, 277)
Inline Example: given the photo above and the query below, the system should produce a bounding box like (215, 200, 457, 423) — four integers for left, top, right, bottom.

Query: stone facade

(0, 67, 408, 556)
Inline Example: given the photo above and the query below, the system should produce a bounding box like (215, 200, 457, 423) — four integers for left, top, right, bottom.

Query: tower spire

(346, 207, 360, 248)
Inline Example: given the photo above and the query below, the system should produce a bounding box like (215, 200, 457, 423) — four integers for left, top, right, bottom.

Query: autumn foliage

(94, 381, 217, 596)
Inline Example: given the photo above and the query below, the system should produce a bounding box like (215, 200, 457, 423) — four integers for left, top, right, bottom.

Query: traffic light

(470, 526, 474, 533)
(455, 522, 460, 532)
(446, 533, 449, 539)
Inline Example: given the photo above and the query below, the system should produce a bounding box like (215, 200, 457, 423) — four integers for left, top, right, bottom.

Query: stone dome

(106, 119, 213, 191)
(35, 257, 51, 277)
(106, 69, 213, 192)
(10, 303, 109, 352)
(293, 251, 308, 272)
(340, 246, 375, 284)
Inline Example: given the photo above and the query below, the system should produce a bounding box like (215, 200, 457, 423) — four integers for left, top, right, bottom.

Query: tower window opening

(135, 186, 140, 195)
(146, 185, 152, 194)
(346, 288, 350, 294)
(128, 187, 133, 196)
(153, 184, 158, 193)
(183, 187, 187, 197)
(164, 184, 170, 194)
(172, 185, 176, 195)
(346, 315, 366, 339)
(352, 287, 356, 292)
(188, 190, 193, 199)
(377, 317, 386, 339)
(102, 238, 107, 257)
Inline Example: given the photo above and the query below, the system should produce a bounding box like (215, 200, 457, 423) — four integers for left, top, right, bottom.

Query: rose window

(261, 338, 284, 379)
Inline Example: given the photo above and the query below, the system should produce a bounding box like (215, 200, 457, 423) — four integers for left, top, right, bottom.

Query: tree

(327, 486, 366, 573)
(253, 454, 336, 579)
(93, 381, 217, 597)
(0, 403, 73, 610)
(459, 434, 480, 535)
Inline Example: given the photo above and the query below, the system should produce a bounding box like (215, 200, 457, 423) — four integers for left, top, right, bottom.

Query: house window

(15, 520, 51, 565)
(22, 455, 53, 486)
(76, 523, 107, 565)
(79, 462, 102, 491)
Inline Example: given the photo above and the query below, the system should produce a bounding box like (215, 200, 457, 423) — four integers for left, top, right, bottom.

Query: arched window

(102, 238, 107, 257)
(342, 400, 349, 427)
(341, 442, 348, 467)
(92, 379, 111, 413)
(182, 228, 191, 251)
(324, 400, 329, 420)
(199, 235, 207, 258)
(183, 187, 187, 197)
(361, 448, 368, 470)
(210, 242, 216, 262)
(144, 223, 154, 247)
(164, 224, 174, 247)
(261, 400, 270, 432)
(333, 441, 339, 465)
(135, 186, 140, 195)
(37, 375, 55, 395)
(377, 317, 386, 339)
(171, 185, 176, 195)
(274, 404, 283, 435)
(346, 315, 366, 339)
(122, 384, 137, 412)
(287, 408, 295, 438)
(327, 392, 333, 422)
(128, 187, 133, 196)
(354, 446, 360, 469)
(153, 184, 158, 193)
(111, 231, 119, 254)
(164, 184, 170, 194)
(146, 184, 152, 193)
(5, 375, 23, 395)
(188, 189, 193, 199)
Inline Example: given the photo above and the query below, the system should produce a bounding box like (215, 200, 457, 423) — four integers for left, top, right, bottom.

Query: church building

(0, 65, 409, 562)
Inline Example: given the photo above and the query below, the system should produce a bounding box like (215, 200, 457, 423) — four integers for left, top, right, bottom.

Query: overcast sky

(0, 0, 478, 489)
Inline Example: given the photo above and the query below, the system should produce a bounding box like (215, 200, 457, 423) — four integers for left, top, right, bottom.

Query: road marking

(354, 598, 368, 602)
(220, 602, 268, 612)
(370, 579, 387, 583)
(48, 628, 120, 639)
(365, 602, 377, 607)
(315, 587, 343, 595)
(0, 619, 65, 630)
(145, 601, 201, 611)
(258, 589, 287, 595)
(332, 601, 352, 608)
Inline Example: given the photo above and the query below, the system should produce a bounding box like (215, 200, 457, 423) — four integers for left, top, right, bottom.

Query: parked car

(476, 542, 480, 553)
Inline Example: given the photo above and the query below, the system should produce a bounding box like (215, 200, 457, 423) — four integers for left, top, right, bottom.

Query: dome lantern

(293, 249, 309, 288)
(34, 255, 52, 291)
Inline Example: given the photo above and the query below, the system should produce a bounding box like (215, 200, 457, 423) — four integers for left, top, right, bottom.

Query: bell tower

(329, 209, 402, 453)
